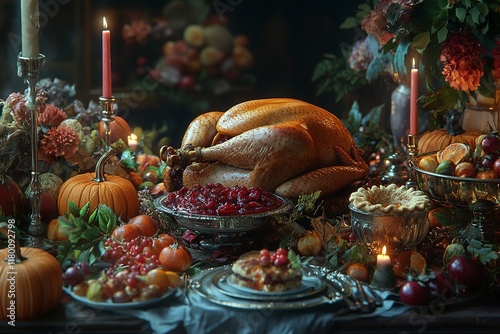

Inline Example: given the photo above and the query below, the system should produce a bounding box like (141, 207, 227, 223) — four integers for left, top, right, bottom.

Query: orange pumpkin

(0, 222, 63, 320)
(57, 148, 139, 221)
(418, 128, 482, 154)
(98, 116, 131, 144)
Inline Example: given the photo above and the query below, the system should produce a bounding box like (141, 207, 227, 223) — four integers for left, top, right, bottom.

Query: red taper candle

(102, 17, 112, 98)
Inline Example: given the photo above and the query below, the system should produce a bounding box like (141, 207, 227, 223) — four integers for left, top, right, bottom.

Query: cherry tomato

(346, 263, 369, 282)
(399, 280, 431, 306)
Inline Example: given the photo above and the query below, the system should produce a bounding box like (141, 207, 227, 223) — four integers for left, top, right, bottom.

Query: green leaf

(68, 201, 80, 217)
(412, 32, 431, 53)
(121, 150, 139, 171)
(461, 0, 471, 9)
(81, 227, 100, 241)
(339, 17, 358, 29)
(436, 26, 448, 44)
(79, 201, 91, 219)
(455, 7, 466, 22)
(393, 41, 410, 76)
(88, 207, 98, 225)
(287, 249, 302, 269)
(98, 204, 118, 234)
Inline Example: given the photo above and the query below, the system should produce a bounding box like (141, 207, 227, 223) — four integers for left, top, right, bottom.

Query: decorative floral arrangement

(121, 0, 255, 110)
(338, 0, 500, 129)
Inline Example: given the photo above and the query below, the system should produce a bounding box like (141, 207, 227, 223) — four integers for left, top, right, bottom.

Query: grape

(63, 267, 85, 287)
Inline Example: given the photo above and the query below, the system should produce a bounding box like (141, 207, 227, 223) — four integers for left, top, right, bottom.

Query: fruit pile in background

(418, 128, 500, 179)
(122, 0, 255, 100)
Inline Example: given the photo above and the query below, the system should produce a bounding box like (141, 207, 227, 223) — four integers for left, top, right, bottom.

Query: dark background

(1, 0, 391, 146)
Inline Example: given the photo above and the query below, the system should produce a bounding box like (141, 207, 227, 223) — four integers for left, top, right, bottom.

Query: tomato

(129, 215, 158, 237)
(112, 224, 141, 242)
(475, 170, 498, 179)
(447, 255, 486, 291)
(399, 280, 431, 306)
(346, 263, 369, 282)
(146, 268, 177, 292)
(157, 233, 176, 248)
(158, 243, 192, 272)
(454, 161, 476, 178)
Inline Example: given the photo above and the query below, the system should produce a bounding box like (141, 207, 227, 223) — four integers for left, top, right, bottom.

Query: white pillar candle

(21, 0, 40, 58)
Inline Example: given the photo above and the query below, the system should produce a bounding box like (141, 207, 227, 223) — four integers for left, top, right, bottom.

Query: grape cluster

(162, 183, 284, 215)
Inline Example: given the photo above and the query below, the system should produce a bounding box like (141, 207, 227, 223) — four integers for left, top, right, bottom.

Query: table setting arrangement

(2, 1, 500, 333)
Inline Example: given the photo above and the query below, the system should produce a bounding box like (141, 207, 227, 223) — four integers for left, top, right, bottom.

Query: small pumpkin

(57, 148, 139, 221)
(418, 128, 482, 154)
(98, 116, 131, 145)
(0, 222, 63, 320)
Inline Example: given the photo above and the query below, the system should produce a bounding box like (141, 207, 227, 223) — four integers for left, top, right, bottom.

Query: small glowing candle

(410, 58, 419, 136)
(371, 245, 396, 289)
(102, 17, 112, 98)
(376, 246, 391, 267)
(21, 0, 40, 58)
(128, 133, 138, 150)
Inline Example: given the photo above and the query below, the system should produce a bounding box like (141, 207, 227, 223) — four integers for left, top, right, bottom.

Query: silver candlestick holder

(99, 96, 116, 146)
(17, 53, 46, 247)
(405, 133, 419, 189)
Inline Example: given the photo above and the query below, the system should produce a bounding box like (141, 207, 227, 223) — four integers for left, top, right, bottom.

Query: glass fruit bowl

(349, 203, 429, 255)
(410, 153, 500, 207)
(154, 194, 293, 234)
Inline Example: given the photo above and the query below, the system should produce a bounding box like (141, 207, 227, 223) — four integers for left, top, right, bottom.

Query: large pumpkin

(418, 128, 482, 154)
(0, 222, 63, 320)
(98, 116, 131, 145)
(57, 148, 139, 221)
(0, 172, 27, 222)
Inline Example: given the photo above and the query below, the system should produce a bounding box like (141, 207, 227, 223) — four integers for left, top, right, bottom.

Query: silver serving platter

(154, 194, 293, 234)
(410, 152, 500, 207)
(188, 266, 339, 310)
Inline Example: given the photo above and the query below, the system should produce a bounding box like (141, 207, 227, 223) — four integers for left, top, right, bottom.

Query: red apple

(481, 135, 500, 154)
(493, 157, 500, 176)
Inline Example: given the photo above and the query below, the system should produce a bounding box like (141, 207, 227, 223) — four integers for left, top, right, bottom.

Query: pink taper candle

(102, 17, 112, 98)
(410, 58, 419, 136)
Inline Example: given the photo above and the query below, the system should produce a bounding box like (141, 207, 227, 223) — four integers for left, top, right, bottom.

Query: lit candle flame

(382, 245, 387, 256)
(103, 17, 108, 30)
(412, 57, 416, 69)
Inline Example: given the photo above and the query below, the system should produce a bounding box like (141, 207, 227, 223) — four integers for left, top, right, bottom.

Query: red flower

(440, 29, 486, 91)
(38, 103, 67, 127)
(41, 125, 80, 158)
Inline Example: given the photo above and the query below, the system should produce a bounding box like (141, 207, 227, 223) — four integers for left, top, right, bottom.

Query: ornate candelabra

(99, 96, 116, 146)
(17, 53, 46, 246)
(405, 133, 419, 189)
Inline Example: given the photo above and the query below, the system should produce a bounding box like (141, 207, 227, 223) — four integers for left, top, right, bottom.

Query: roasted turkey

(160, 98, 369, 198)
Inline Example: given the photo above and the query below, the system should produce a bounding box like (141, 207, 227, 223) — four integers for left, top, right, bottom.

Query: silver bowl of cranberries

(154, 183, 293, 233)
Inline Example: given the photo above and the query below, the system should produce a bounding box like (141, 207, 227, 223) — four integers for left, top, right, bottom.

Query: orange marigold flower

(38, 103, 67, 127)
(41, 125, 80, 158)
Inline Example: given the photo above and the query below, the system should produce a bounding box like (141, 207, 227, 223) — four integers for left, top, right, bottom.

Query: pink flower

(440, 29, 486, 91)
(41, 125, 80, 158)
(122, 20, 152, 44)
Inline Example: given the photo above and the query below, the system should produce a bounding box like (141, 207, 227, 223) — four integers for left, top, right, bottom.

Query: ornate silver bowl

(154, 194, 293, 234)
(410, 153, 500, 207)
(410, 152, 500, 241)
